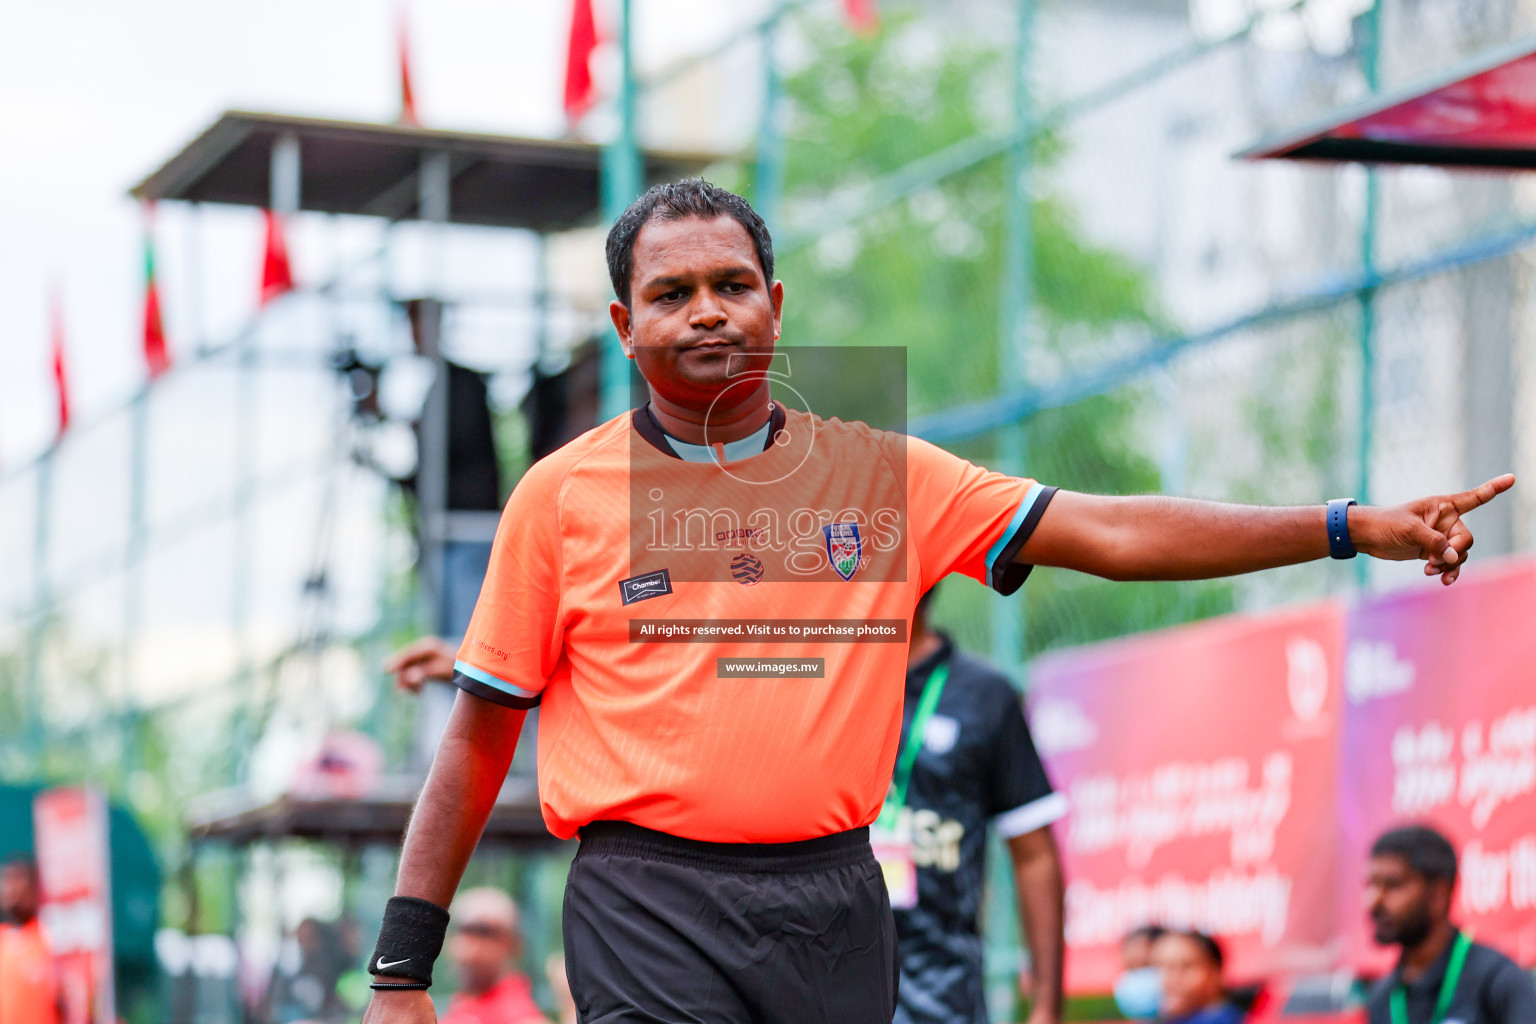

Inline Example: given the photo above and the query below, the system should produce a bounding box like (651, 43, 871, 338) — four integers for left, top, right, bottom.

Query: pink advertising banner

(1029, 603, 1346, 994)
(1338, 559, 1536, 973)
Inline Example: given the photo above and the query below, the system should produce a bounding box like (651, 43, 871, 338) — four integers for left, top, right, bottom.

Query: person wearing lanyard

(1364, 825, 1536, 1024)
(871, 586, 1067, 1024)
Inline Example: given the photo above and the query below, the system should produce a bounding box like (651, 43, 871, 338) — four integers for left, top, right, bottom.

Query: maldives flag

(260, 209, 295, 305)
(564, 0, 598, 121)
(845, 0, 878, 31)
(398, 8, 419, 125)
(142, 207, 171, 379)
(50, 289, 70, 437)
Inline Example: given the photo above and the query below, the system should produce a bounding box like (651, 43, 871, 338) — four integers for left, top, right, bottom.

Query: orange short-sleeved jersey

(0, 920, 59, 1024)
(455, 407, 1055, 843)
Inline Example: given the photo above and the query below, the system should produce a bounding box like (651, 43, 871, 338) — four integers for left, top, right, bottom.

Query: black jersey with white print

(892, 634, 1067, 1024)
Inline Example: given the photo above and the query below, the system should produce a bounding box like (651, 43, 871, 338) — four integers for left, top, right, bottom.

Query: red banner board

(1329, 48, 1536, 150)
(33, 787, 115, 1024)
(1338, 559, 1536, 972)
(1029, 604, 1346, 994)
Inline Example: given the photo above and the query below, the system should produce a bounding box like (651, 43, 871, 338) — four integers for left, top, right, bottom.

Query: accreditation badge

(870, 811, 918, 910)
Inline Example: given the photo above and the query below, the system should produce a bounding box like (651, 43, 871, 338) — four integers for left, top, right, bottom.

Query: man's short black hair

(1172, 930, 1225, 971)
(1123, 923, 1168, 946)
(1372, 824, 1459, 885)
(0, 855, 37, 880)
(605, 179, 775, 307)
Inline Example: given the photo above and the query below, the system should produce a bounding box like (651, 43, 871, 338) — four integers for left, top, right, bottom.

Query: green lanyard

(877, 662, 950, 830)
(1391, 931, 1471, 1024)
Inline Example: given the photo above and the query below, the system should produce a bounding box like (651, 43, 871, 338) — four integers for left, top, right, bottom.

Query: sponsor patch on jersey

(824, 522, 862, 581)
(730, 552, 764, 586)
(619, 568, 672, 605)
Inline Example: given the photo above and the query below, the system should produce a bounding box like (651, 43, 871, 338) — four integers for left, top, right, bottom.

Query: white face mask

(1113, 966, 1163, 1019)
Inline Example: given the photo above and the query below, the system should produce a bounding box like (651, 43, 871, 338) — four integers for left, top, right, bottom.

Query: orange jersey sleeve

(905, 436, 1057, 594)
(453, 452, 570, 709)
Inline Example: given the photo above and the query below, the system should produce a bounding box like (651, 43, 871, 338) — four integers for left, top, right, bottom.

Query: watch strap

(1326, 498, 1357, 560)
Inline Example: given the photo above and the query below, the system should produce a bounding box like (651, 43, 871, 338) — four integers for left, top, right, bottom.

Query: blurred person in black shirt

(882, 586, 1066, 1024)
(1364, 825, 1536, 1024)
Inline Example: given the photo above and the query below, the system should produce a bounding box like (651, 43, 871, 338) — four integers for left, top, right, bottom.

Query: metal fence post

(985, 4, 1038, 1016)
(756, 5, 786, 236)
(601, 0, 642, 421)
(1355, 0, 1382, 587)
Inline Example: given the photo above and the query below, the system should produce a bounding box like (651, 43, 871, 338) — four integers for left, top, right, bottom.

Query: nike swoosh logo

(376, 957, 411, 971)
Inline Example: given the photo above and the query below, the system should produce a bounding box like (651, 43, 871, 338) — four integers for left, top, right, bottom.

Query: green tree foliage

(767, 7, 1236, 660)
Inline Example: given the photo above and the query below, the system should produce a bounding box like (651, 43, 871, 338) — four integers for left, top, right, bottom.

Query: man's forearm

(1021, 477, 1517, 584)
(1021, 493, 1329, 581)
(1009, 829, 1065, 1020)
(396, 692, 526, 906)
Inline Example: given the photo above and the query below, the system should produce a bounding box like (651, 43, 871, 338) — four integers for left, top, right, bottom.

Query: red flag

(398, 9, 419, 125)
(50, 288, 70, 437)
(142, 205, 171, 380)
(564, 0, 598, 122)
(844, 0, 878, 31)
(260, 209, 295, 305)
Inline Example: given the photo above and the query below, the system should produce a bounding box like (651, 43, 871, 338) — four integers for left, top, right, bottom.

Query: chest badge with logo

(619, 568, 672, 605)
(824, 522, 862, 581)
(730, 552, 764, 586)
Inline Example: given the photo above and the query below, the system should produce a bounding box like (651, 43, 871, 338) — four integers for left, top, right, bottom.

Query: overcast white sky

(0, 0, 769, 466)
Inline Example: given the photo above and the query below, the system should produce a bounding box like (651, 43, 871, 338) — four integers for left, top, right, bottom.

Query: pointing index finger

(1452, 473, 1516, 514)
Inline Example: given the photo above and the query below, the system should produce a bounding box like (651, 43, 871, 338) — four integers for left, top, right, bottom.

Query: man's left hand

(384, 637, 458, 693)
(1352, 474, 1515, 585)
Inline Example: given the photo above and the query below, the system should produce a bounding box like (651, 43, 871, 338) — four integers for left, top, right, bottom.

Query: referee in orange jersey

(362, 180, 1511, 1024)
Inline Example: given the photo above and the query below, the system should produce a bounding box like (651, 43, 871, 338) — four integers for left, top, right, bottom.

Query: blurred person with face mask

(1114, 925, 1168, 1019)
(0, 857, 61, 1024)
(441, 889, 547, 1024)
(1364, 825, 1536, 1024)
(1150, 931, 1242, 1024)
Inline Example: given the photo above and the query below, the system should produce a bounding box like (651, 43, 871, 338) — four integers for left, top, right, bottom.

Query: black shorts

(563, 821, 899, 1024)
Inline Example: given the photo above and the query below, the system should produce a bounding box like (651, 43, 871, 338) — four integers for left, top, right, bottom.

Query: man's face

(1121, 933, 1154, 971)
(0, 863, 38, 924)
(1151, 935, 1223, 1020)
(611, 215, 783, 415)
(449, 921, 517, 995)
(1366, 854, 1446, 946)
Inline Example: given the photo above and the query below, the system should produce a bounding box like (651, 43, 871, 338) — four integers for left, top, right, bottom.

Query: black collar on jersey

(905, 631, 955, 695)
(632, 402, 787, 460)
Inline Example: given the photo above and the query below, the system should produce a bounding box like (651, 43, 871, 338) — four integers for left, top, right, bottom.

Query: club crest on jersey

(824, 522, 862, 581)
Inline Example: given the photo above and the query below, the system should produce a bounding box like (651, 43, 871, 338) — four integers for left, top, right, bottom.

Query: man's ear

(770, 280, 784, 341)
(1433, 877, 1456, 919)
(610, 299, 636, 359)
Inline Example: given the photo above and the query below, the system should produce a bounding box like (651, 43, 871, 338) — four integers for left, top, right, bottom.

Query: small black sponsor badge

(619, 568, 672, 605)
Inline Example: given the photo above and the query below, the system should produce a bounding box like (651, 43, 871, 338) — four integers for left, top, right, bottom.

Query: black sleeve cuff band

(451, 669, 542, 710)
(989, 486, 1059, 596)
(369, 896, 450, 986)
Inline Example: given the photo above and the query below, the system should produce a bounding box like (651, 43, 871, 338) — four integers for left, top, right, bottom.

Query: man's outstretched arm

(1017, 475, 1514, 585)
(362, 692, 526, 1023)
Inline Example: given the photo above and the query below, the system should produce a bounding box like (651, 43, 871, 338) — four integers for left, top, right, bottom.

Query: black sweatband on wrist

(368, 896, 450, 986)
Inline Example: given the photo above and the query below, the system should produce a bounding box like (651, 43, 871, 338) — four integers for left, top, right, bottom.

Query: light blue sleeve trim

(992, 791, 1069, 839)
(985, 482, 1045, 570)
(453, 659, 541, 700)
